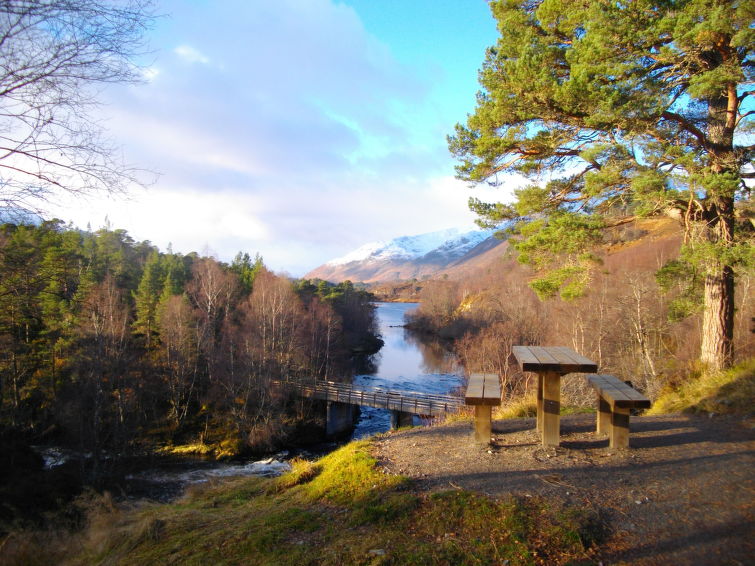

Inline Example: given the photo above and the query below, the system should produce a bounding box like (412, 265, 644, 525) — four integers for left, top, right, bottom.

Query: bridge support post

(326, 401, 357, 438)
(390, 411, 414, 429)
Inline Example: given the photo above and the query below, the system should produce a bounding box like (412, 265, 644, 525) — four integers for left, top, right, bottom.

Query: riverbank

(1, 439, 604, 565)
(4, 412, 752, 565)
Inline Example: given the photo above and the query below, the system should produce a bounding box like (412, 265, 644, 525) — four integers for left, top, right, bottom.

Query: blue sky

(47, 0, 518, 276)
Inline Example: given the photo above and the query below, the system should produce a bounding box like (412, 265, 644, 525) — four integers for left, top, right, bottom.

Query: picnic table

(512, 345, 598, 447)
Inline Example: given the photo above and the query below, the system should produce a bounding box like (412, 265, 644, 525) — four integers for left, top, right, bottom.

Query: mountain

(306, 226, 510, 283)
(0, 207, 44, 226)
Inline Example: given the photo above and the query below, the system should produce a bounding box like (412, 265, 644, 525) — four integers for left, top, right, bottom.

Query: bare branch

(0, 0, 156, 214)
(736, 110, 754, 127)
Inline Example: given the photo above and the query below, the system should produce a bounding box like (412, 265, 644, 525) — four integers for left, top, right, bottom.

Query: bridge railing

(275, 377, 463, 416)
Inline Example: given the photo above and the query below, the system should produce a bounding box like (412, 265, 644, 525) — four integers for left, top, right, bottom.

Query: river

(352, 302, 464, 438)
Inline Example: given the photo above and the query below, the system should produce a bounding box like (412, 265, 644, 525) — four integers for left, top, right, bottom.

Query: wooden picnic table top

(512, 345, 598, 374)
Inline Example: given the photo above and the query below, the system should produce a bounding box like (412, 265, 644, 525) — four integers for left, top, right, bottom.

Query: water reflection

(404, 331, 458, 375)
(352, 303, 463, 438)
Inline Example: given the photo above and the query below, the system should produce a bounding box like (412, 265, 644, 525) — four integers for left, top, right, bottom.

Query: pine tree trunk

(699, 82, 737, 370)
(698, 193, 735, 370)
(701, 264, 734, 369)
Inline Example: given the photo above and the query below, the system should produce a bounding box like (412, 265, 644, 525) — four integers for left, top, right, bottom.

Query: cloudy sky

(47, 0, 518, 276)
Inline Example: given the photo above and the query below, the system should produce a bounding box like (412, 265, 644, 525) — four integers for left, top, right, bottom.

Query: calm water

(352, 302, 464, 438)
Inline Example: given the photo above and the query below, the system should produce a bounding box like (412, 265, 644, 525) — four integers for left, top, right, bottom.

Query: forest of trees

(0, 220, 380, 479)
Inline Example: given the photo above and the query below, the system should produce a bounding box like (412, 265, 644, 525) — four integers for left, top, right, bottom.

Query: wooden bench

(586, 375, 651, 449)
(465, 373, 501, 444)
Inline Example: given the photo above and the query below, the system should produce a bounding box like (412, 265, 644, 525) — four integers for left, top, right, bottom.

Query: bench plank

(483, 373, 501, 401)
(466, 380, 484, 400)
(587, 375, 651, 408)
(465, 373, 501, 406)
(543, 346, 578, 366)
(550, 346, 599, 369)
(529, 346, 560, 365)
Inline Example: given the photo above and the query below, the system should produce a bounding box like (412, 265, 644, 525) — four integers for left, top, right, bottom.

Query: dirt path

(373, 413, 755, 565)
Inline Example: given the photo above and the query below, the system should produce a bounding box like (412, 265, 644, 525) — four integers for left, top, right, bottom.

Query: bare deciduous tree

(158, 294, 199, 427)
(0, 0, 156, 214)
(74, 273, 133, 482)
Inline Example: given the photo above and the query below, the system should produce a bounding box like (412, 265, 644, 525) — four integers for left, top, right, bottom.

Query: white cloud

(142, 66, 160, 81)
(173, 44, 210, 64)
(47, 186, 268, 249)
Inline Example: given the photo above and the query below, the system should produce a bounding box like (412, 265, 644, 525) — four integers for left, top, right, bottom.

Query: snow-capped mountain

(327, 227, 494, 266)
(306, 226, 510, 283)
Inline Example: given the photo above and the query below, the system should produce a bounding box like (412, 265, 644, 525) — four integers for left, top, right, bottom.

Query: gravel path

(373, 413, 755, 565)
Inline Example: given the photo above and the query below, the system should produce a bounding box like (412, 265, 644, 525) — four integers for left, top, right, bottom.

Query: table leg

(597, 393, 611, 435)
(542, 372, 560, 447)
(536, 373, 544, 432)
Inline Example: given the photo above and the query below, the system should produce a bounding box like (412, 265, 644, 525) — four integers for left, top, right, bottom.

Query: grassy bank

(3, 440, 603, 566)
(648, 359, 755, 418)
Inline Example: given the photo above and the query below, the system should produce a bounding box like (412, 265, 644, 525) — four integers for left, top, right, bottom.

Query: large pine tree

(449, 0, 753, 369)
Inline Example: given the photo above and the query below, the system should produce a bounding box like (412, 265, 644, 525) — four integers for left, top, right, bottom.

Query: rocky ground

(373, 413, 754, 565)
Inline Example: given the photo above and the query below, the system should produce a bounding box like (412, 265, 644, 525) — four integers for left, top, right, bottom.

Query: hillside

(448, 216, 684, 281)
(367, 217, 686, 303)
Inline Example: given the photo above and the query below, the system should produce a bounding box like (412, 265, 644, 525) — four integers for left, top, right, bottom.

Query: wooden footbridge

(274, 378, 463, 435)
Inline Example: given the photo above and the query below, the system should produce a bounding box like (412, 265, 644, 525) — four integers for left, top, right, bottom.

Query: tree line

(0, 220, 380, 477)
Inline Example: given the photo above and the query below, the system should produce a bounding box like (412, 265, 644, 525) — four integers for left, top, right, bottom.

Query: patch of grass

(389, 491, 602, 565)
(441, 406, 474, 424)
(648, 359, 755, 417)
(496, 396, 537, 419)
(157, 442, 215, 457)
(560, 406, 596, 416)
(350, 491, 419, 526)
(8, 439, 605, 566)
(299, 440, 407, 505)
(156, 435, 243, 460)
(273, 457, 323, 492)
(551, 506, 608, 555)
(394, 490, 531, 564)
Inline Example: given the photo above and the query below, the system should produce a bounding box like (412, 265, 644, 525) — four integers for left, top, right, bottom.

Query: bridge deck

(278, 379, 462, 416)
